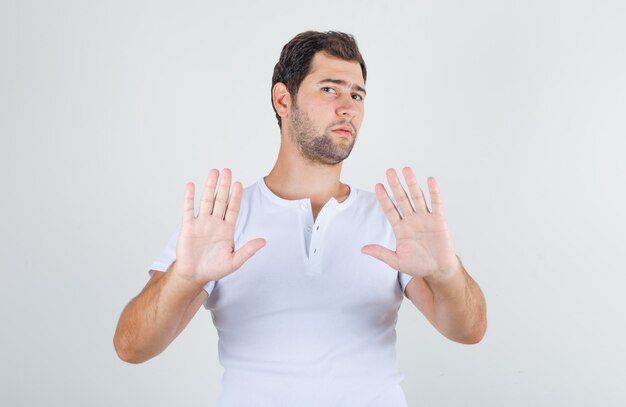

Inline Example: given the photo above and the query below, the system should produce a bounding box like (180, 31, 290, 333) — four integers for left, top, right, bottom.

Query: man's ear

(272, 82, 291, 120)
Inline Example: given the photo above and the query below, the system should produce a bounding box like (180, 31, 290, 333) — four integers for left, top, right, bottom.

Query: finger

(232, 238, 266, 270)
(212, 168, 232, 218)
(199, 169, 219, 217)
(385, 168, 414, 217)
(402, 166, 429, 214)
(182, 182, 196, 223)
(374, 183, 402, 227)
(427, 176, 444, 215)
(224, 181, 243, 225)
(361, 244, 400, 270)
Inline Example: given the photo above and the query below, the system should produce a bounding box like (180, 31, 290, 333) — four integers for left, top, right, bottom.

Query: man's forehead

(305, 52, 365, 87)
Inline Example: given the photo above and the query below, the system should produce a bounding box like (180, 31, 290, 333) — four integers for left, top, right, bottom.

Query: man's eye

(322, 87, 336, 94)
(352, 94, 363, 101)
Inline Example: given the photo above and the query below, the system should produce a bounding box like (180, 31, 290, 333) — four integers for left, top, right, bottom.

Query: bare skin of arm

(113, 266, 207, 363)
(404, 261, 486, 344)
(113, 169, 266, 363)
(362, 167, 486, 344)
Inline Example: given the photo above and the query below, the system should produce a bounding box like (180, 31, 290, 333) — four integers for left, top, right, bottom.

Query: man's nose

(335, 94, 359, 118)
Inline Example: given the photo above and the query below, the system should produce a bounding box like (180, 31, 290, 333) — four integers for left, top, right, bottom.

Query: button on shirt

(150, 178, 414, 406)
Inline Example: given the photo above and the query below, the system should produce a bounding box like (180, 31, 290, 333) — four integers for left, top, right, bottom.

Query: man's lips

(332, 127, 353, 136)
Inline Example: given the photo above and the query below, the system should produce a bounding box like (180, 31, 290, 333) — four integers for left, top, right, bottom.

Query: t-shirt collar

(257, 177, 357, 210)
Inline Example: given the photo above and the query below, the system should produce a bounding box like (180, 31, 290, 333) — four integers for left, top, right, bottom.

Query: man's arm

(363, 167, 486, 344)
(404, 260, 486, 344)
(113, 169, 265, 363)
(113, 264, 208, 363)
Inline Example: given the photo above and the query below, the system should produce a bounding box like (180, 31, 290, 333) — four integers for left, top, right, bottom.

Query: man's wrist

(167, 262, 210, 295)
(424, 256, 464, 287)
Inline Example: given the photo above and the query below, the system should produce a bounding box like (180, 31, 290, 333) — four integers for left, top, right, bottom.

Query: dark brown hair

(271, 31, 367, 128)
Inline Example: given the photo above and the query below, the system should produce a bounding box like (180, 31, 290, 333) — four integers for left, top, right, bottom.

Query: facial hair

(289, 103, 357, 166)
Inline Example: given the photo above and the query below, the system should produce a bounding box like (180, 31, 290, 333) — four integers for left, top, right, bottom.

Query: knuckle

(397, 194, 408, 202)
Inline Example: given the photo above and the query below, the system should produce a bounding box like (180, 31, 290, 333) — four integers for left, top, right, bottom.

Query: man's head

(271, 31, 367, 165)
(271, 31, 367, 128)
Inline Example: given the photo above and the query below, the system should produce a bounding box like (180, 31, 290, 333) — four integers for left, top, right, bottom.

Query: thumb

(232, 238, 266, 270)
(361, 244, 399, 269)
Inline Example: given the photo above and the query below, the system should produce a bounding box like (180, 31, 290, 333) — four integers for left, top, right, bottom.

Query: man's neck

(264, 143, 350, 216)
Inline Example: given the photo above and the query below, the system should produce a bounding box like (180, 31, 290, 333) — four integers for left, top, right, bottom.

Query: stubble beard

(289, 103, 357, 166)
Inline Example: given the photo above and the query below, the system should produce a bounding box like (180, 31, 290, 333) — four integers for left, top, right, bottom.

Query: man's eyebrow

(318, 79, 366, 95)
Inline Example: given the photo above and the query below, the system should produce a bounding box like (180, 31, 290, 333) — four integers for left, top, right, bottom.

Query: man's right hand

(114, 169, 265, 363)
(173, 168, 266, 286)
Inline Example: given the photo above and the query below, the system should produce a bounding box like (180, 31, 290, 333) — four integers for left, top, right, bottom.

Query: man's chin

(300, 152, 348, 166)
(298, 133, 355, 166)
(317, 150, 353, 166)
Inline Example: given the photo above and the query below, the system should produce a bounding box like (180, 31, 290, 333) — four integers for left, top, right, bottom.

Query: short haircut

(271, 31, 367, 128)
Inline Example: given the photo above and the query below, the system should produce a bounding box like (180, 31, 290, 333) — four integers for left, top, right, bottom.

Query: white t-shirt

(150, 178, 414, 407)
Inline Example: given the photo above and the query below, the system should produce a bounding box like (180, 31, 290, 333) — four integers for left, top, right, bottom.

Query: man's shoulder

(347, 186, 386, 218)
(350, 186, 378, 206)
(240, 179, 261, 198)
(352, 186, 376, 201)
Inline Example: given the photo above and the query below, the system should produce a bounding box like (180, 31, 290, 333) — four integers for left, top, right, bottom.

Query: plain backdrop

(1, 0, 625, 406)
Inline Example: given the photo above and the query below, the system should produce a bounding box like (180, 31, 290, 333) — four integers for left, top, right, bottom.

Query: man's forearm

(113, 263, 206, 363)
(425, 260, 487, 344)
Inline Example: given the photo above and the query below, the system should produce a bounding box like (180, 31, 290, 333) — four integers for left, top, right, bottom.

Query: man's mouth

(332, 127, 353, 137)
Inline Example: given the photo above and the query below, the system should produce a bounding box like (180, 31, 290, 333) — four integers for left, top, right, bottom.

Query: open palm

(174, 168, 266, 285)
(362, 167, 459, 280)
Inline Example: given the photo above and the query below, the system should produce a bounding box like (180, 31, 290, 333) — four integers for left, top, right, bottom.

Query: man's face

(287, 52, 366, 166)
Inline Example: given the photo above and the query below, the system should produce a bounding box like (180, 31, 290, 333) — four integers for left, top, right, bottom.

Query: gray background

(2, 0, 625, 405)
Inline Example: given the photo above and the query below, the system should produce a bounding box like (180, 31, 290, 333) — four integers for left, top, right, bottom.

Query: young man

(114, 31, 486, 406)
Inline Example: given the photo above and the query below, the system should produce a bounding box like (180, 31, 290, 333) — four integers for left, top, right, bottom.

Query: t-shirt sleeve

(398, 271, 413, 298)
(148, 227, 216, 296)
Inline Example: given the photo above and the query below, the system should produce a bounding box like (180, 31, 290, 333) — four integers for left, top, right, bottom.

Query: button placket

(305, 197, 343, 276)
(298, 199, 315, 258)
(307, 201, 339, 271)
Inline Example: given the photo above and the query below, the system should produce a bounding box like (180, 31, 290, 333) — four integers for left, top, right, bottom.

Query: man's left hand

(362, 167, 461, 281)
